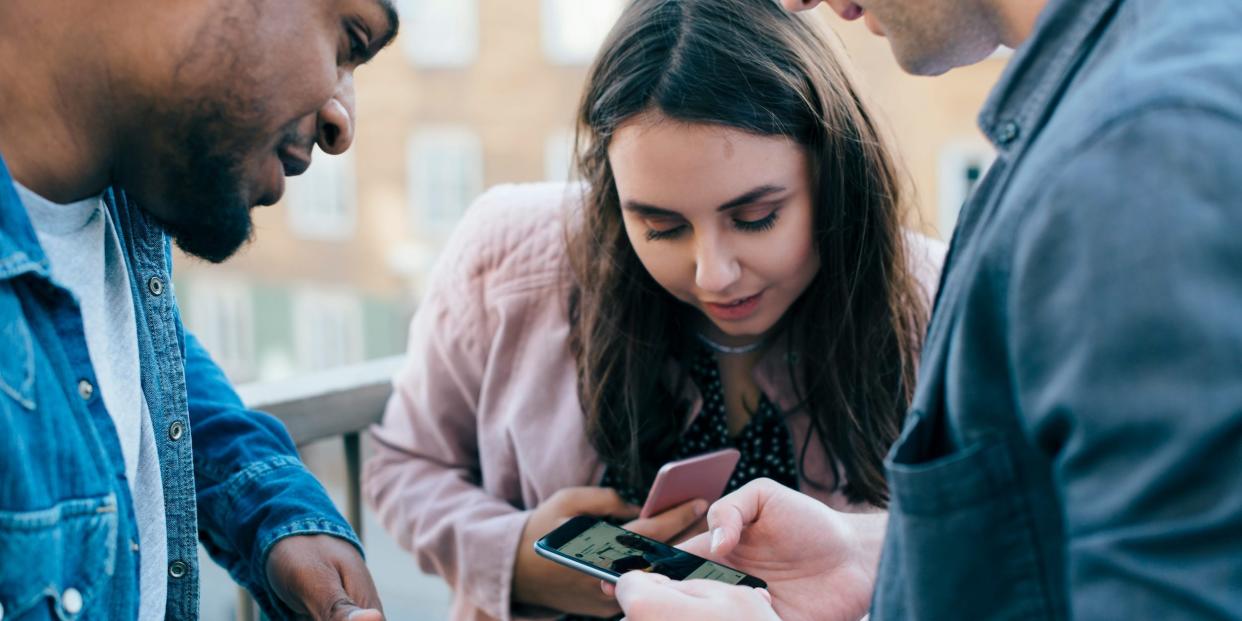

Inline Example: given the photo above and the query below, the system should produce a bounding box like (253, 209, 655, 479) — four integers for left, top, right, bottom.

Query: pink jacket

(363, 182, 945, 621)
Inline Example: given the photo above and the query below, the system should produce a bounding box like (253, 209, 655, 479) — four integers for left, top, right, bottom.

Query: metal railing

(232, 355, 406, 621)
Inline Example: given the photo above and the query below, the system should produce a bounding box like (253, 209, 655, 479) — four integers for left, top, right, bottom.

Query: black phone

(534, 515, 767, 588)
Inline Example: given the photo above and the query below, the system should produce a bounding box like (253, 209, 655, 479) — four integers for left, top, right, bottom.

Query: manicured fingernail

(710, 528, 724, 553)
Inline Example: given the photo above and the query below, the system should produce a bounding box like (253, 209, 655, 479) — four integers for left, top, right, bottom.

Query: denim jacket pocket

(0, 494, 119, 621)
(872, 411, 1055, 620)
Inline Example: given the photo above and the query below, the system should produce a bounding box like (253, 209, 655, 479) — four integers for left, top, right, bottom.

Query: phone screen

(548, 519, 757, 585)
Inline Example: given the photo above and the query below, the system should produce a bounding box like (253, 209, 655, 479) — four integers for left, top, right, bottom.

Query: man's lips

(842, 2, 864, 20)
(278, 149, 312, 177)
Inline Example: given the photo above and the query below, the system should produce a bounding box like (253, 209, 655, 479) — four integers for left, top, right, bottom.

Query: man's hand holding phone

(608, 479, 886, 621)
(512, 486, 707, 617)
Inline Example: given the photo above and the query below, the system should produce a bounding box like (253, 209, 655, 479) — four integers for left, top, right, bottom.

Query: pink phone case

(639, 448, 741, 519)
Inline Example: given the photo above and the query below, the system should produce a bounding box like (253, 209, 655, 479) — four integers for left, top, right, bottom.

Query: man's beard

(145, 104, 258, 264)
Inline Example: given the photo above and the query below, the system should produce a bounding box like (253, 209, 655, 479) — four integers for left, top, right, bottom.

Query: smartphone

(640, 448, 740, 519)
(535, 515, 766, 588)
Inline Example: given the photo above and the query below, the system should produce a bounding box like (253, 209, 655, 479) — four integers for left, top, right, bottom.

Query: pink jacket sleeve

(362, 205, 532, 621)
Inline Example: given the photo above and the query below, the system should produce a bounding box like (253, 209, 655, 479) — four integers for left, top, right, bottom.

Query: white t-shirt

(17, 182, 168, 621)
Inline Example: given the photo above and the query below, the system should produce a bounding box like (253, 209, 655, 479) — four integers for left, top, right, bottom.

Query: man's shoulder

(1061, 0, 1242, 145)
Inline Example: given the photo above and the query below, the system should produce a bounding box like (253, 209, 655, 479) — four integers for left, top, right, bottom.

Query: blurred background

(179, 1, 1007, 618)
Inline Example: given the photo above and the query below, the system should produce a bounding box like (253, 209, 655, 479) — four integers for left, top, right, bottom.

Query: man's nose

(317, 74, 356, 155)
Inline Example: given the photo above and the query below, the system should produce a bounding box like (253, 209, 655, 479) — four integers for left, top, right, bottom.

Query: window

(292, 288, 364, 372)
(541, 0, 625, 65)
(398, 0, 479, 68)
(937, 141, 996, 236)
(544, 128, 576, 183)
(407, 127, 484, 232)
(285, 150, 356, 240)
(187, 279, 256, 382)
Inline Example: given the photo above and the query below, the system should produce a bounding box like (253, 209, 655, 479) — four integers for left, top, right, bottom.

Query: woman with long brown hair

(364, 0, 943, 619)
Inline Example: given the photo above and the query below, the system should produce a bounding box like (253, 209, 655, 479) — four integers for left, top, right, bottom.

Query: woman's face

(609, 115, 820, 344)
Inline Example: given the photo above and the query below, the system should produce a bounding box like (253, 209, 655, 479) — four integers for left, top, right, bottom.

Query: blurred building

(173, 0, 1007, 384)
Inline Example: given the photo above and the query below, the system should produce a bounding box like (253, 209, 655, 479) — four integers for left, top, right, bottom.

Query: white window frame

(937, 141, 996, 236)
(406, 126, 484, 233)
(541, 0, 626, 66)
(187, 278, 256, 382)
(285, 150, 357, 241)
(291, 287, 365, 372)
(398, 0, 479, 68)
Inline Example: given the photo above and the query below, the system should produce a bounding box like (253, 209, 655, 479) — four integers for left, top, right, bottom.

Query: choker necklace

(696, 332, 764, 355)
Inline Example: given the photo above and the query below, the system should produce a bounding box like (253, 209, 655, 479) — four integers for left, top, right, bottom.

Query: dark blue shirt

(873, 0, 1242, 618)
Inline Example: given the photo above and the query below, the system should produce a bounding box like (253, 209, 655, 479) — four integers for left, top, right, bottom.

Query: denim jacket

(0, 154, 361, 620)
(872, 0, 1242, 618)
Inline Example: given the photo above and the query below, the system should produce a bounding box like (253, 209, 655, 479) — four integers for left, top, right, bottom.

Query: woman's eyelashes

(733, 208, 780, 232)
(643, 207, 782, 242)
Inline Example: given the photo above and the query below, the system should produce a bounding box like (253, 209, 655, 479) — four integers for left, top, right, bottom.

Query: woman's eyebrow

(621, 184, 787, 217)
(716, 185, 786, 211)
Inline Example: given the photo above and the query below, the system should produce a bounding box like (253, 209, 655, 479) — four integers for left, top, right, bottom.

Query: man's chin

(152, 206, 254, 264)
(895, 36, 1001, 76)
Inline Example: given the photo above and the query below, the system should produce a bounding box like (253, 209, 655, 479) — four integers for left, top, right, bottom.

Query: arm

(186, 330, 367, 619)
(361, 205, 537, 620)
(1011, 107, 1242, 618)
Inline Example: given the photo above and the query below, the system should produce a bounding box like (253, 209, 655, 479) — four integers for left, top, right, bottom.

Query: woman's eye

(733, 209, 780, 233)
(645, 224, 686, 241)
(642, 216, 687, 241)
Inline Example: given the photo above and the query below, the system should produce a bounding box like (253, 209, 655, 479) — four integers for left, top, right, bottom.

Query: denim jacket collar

(0, 153, 52, 282)
(978, 0, 1123, 154)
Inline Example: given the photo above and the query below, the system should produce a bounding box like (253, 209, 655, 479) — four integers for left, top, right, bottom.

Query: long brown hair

(567, 0, 927, 507)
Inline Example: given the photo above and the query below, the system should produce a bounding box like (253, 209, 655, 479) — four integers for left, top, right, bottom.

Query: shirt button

(997, 120, 1021, 145)
(77, 379, 94, 401)
(62, 588, 83, 615)
(169, 560, 189, 579)
(168, 420, 185, 441)
(147, 275, 165, 297)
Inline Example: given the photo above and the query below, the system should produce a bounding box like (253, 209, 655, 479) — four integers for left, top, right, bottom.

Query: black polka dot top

(601, 342, 800, 507)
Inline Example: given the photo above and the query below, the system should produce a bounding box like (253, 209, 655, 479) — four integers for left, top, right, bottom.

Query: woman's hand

(512, 486, 707, 617)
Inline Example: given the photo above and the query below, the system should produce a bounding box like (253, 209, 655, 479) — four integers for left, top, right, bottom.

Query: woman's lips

(703, 290, 765, 322)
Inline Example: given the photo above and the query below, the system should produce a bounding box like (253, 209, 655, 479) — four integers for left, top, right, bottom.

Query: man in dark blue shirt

(615, 0, 1242, 619)
(0, 1, 399, 619)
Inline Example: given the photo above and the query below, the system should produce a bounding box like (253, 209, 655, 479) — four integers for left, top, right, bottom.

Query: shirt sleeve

(185, 329, 362, 621)
(1009, 106, 1242, 618)
(362, 195, 546, 621)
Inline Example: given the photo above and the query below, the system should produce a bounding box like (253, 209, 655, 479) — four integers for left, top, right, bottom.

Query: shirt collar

(0, 151, 51, 281)
(978, 0, 1123, 153)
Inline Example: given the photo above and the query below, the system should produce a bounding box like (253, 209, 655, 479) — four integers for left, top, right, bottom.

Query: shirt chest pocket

(872, 409, 1058, 620)
(0, 494, 118, 621)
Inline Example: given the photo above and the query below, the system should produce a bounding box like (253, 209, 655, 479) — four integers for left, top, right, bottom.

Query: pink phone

(640, 448, 741, 519)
